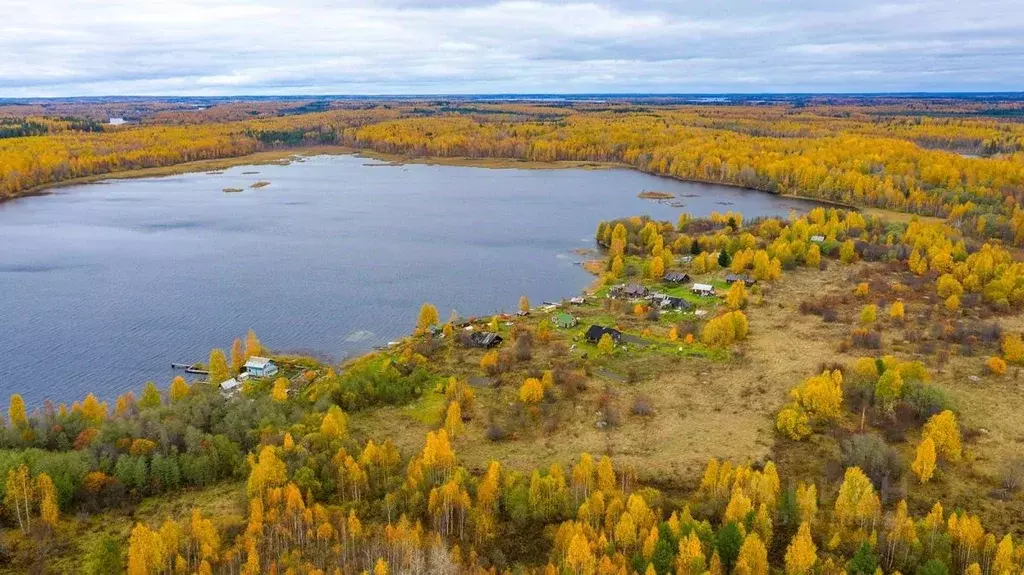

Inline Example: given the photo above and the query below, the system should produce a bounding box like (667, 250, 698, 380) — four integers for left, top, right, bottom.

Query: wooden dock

(171, 362, 209, 375)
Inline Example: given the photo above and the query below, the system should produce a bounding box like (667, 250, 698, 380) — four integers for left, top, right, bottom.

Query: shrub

(1002, 333, 1024, 364)
(486, 422, 507, 442)
(986, 356, 1007, 376)
(840, 434, 904, 489)
(859, 305, 877, 325)
(776, 405, 811, 440)
(631, 394, 654, 416)
(902, 381, 954, 420)
(519, 378, 544, 404)
(514, 331, 534, 362)
(851, 329, 882, 349)
(1001, 457, 1024, 492)
(889, 301, 905, 322)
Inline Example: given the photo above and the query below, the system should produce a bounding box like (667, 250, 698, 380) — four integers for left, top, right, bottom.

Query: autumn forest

(1, 96, 1024, 575)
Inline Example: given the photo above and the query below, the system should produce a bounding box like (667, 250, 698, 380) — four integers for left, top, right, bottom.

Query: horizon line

(4, 90, 1024, 101)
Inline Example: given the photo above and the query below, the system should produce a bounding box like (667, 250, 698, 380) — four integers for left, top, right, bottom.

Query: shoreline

(4, 145, 834, 211)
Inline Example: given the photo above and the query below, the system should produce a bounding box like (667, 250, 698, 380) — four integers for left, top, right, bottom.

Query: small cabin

(692, 283, 716, 296)
(653, 295, 692, 311)
(569, 296, 586, 305)
(725, 274, 757, 287)
(553, 312, 578, 329)
(219, 378, 241, 396)
(244, 356, 278, 378)
(469, 332, 503, 349)
(585, 325, 622, 345)
(810, 235, 825, 243)
(611, 283, 648, 299)
(663, 271, 691, 284)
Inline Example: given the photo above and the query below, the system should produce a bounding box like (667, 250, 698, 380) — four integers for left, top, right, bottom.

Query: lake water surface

(0, 154, 822, 407)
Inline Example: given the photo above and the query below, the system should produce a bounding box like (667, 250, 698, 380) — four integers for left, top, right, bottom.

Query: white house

(811, 235, 826, 243)
(219, 378, 241, 396)
(244, 356, 278, 378)
(691, 283, 715, 296)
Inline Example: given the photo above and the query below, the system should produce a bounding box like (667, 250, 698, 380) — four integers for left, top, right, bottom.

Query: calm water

(0, 155, 821, 407)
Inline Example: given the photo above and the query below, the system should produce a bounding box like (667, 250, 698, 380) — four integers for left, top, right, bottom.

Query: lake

(0, 154, 822, 407)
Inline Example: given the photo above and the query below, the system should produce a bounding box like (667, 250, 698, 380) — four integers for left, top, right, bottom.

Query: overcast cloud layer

(1, 0, 1022, 96)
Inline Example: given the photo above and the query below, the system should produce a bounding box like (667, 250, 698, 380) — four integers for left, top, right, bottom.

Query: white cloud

(0, 0, 1022, 96)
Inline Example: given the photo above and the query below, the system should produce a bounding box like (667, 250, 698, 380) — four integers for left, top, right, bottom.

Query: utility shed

(691, 283, 715, 296)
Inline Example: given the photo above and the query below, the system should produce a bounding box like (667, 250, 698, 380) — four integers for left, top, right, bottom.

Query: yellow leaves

(648, 256, 665, 280)
(854, 282, 870, 297)
(677, 531, 706, 575)
(320, 406, 348, 440)
(923, 410, 962, 463)
(480, 349, 499, 372)
(231, 338, 245, 376)
(443, 401, 464, 438)
(519, 295, 531, 313)
(702, 310, 749, 347)
(724, 487, 753, 525)
(736, 533, 769, 575)
(779, 369, 843, 440)
(128, 522, 163, 575)
(246, 445, 287, 498)
(519, 378, 544, 404)
(169, 376, 190, 403)
(7, 394, 26, 428)
(834, 467, 881, 532)
(805, 243, 821, 268)
(937, 274, 964, 298)
(416, 303, 440, 333)
(208, 348, 229, 386)
(912, 436, 937, 483)
(889, 300, 905, 322)
(726, 280, 748, 310)
(839, 240, 857, 264)
(795, 483, 818, 525)
(945, 294, 961, 312)
(597, 333, 615, 355)
(36, 473, 58, 528)
(784, 522, 818, 575)
(859, 304, 877, 325)
(271, 377, 289, 402)
(1002, 333, 1024, 364)
(129, 438, 157, 456)
(81, 393, 108, 424)
(992, 534, 1015, 575)
(987, 356, 1007, 376)
(875, 369, 904, 412)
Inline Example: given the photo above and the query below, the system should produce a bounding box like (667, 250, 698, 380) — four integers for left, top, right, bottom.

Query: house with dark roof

(663, 271, 691, 284)
(611, 283, 648, 299)
(468, 331, 503, 348)
(585, 325, 622, 345)
(725, 273, 757, 287)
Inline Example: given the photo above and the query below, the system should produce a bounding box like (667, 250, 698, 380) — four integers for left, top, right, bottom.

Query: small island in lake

(638, 190, 674, 200)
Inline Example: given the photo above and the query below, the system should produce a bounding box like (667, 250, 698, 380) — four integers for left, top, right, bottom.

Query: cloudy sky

(1, 0, 1022, 96)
